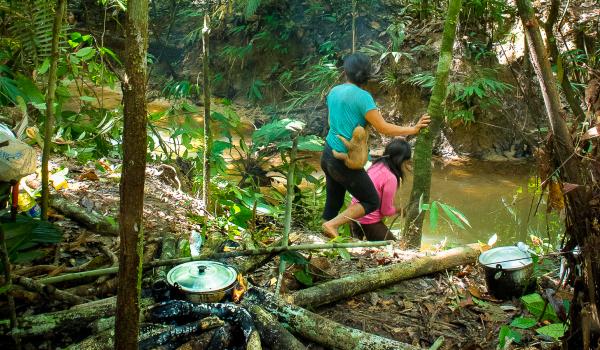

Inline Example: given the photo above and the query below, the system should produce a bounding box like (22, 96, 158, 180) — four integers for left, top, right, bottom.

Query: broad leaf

(536, 323, 566, 340)
(439, 203, 466, 229)
(280, 251, 309, 265)
(294, 269, 313, 286)
(510, 316, 537, 329)
(520, 293, 560, 322)
(429, 201, 439, 231)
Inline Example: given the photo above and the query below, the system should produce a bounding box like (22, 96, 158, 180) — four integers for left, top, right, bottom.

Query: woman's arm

(365, 109, 430, 136)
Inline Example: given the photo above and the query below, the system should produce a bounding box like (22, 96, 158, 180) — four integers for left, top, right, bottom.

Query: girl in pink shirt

(350, 139, 411, 241)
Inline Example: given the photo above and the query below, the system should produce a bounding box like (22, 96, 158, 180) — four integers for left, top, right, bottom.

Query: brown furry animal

(332, 126, 368, 169)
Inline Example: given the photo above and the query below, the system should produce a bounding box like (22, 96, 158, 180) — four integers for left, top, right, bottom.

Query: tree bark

(542, 0, 586, 123)
(0, 225, 20, 349)
(402, 0, 462, 248)
(247, 305, 306, 350)
(243, 287, 420, 350)
(288, 244, 480, 308)
(115, 0, 149, 348)
(276, 137, 298, 295)
(515, 1, 597, 348)
(201, 15, 212, 210)
(0, 297, 153, 338)
(41, 0, 66, 220)
(50, 195, 118, 236)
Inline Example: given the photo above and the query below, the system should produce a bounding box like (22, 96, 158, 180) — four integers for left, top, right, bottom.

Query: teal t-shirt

(325, 84, 377, 152)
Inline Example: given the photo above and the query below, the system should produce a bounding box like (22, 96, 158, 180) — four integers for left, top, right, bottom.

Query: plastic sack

(0, 123, 37, 181)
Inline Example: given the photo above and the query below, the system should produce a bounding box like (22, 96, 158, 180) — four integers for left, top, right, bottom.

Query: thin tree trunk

(351, 0, 357, 53)
(114, 0, 149, 348)
(41, 0, 66, 220)
(201, 15, 212, 210)
(516, 1, 597, 348)
(543, 0, 586, 123)
(275, 137, 298, 295)
(402, 0, 462, 248)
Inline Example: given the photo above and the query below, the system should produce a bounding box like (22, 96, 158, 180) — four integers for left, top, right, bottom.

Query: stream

(393, 160, 561, 248)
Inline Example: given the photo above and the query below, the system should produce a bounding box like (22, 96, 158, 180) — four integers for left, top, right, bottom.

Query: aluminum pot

(166, 261, 238, 303)
(479, 246, 534, 299)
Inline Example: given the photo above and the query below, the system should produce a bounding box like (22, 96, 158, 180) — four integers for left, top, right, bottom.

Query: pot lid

(167, 261, 237, 293)
(479, 246, 533, 270)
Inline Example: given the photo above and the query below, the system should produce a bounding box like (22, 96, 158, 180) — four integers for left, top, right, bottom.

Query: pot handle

(493, 264, 503, 280)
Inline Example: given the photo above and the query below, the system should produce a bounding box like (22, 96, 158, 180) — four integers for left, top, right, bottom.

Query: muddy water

(393, 160, 559, 247)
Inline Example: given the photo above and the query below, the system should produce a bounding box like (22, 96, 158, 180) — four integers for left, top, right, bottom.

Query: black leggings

(320, 144, 379, 221)
(350, 221, 397, 241)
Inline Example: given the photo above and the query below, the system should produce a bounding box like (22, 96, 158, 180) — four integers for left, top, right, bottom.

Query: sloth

(332, 126, 368, 170)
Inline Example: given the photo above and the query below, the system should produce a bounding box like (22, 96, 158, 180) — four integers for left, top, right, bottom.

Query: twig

(37, 241, 392, 285)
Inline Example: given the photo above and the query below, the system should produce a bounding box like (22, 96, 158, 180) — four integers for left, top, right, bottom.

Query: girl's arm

(365, 109, 430, 136)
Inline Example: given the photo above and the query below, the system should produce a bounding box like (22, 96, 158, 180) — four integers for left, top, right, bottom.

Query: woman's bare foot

(322, 222, 339, 239)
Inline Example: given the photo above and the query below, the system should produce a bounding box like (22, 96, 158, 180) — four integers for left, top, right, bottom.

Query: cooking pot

(479, 246, 534, 299)
(166, 261, 238, 303)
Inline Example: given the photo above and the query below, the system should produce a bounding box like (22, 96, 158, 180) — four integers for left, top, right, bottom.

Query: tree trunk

(0, 297, 153, 338)
(243, 287, 419, 350)
(542, 0, 586, 123)
(41, 0, 66, 220)
(201, 15, 212, 210)
(247, 305, 306, 350)
(288, 244, 480, 308)
(402, 0, 462, 248)
(276, 137, 298, 295)
(115, 0, 149, 348)
(515, 1, 597, 348)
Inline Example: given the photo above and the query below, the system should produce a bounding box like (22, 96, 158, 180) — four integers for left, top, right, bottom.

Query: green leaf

(38, 58, 50, 74)
(498, 325, 522, 348)
(439, 203, 466, 229)
(510, 316, 537, 329)
(429, 201, 439, 231)
(297, 135, 324, 152)
(75, 46, 95, 59)
(293, 269, 313, 286)
(520, 293, 560, 322)
(337, 247, 351, 261)
(536, 323, 566, 340)
(280, 251, 309, 265)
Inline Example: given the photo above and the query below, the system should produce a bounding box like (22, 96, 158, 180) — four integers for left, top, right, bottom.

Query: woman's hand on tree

(415, 114, 431, 131)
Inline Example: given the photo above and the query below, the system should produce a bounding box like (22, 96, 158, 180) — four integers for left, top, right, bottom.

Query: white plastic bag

(0, 123, 37, 181)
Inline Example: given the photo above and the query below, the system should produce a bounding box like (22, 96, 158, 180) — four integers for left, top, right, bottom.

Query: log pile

(1, 241, 482, 349)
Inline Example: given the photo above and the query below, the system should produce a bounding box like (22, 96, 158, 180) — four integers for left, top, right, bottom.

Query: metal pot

(166, 261, 238, 303)
(479, 246, 534, 299)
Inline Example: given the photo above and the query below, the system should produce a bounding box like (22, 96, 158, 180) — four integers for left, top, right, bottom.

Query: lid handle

(197, 265, 207, 274)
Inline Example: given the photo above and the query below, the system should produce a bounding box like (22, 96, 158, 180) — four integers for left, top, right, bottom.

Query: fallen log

(243, 287, 420, 350)
(247, 304, 306, 350)
(37, 241, 391, 285)
(0, 296, 153, 337)
(50, 195, 118, 236)
(14, 275, 88, 305)
(288, 244, 482, 308)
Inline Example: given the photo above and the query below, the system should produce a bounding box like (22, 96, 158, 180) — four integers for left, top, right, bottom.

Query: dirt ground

(1, 156, 567, 350)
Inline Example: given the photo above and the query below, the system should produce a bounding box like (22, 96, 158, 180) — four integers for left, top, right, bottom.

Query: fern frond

(7, 0, 57, 67)
(244, 0, 261, 18)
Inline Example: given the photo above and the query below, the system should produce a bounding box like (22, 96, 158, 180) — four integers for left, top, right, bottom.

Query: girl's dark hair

(343, 53, 372, 85)
(373, 139, 412, 182)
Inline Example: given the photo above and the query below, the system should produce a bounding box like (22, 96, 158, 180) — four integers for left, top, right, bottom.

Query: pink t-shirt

(352, 162, 398, 224)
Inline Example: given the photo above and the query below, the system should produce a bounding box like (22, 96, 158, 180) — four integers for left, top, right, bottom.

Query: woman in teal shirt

(321, 53, 430, 238)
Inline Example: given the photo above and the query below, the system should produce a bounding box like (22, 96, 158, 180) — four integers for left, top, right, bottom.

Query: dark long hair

(343, 53, 372, 85)
(372, 139, 412, 183)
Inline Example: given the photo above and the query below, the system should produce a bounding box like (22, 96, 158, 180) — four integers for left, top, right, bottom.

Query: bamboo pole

(41, 0, 66, 220)
(36, 241, 392, 285)
(14, 275, 88, 305)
